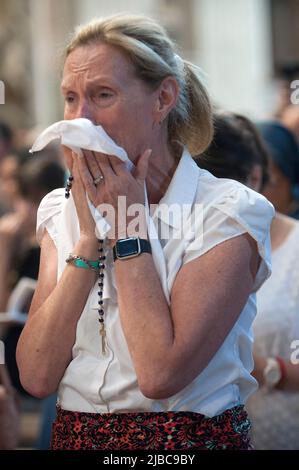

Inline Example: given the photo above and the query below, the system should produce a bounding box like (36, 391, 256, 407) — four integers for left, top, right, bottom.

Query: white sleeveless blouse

(36, 150, 274, 417)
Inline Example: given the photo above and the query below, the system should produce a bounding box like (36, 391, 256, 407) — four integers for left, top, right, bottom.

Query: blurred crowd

(0, 64, 299, 450)
(0, 125, 65, 449)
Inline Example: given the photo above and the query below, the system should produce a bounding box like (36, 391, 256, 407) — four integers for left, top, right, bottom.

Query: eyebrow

(60, 76, 119, 92)
(60, 84, 71, 92)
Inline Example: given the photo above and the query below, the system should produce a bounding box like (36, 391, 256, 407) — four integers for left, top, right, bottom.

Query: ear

(153, 76, 180, 124)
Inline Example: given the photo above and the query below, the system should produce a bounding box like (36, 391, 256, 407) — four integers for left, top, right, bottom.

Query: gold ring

(93, 175, 104, 185)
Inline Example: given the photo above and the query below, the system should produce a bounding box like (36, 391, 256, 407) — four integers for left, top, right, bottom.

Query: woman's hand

(75, 149, 152, 246)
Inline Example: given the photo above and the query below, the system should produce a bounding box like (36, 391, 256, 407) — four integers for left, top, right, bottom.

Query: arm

(16, 155, 100, 398)
(16, 230, 98, 398)
(115, 232, 259, 399)
(252, 355, 299, 392)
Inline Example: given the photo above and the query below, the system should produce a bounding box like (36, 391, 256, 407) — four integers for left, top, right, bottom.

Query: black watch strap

(113, 238, 152, 261)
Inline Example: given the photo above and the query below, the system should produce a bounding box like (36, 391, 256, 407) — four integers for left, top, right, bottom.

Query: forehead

(62, 43, 136, 87)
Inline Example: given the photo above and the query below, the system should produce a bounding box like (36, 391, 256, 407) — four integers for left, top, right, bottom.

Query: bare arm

(115, 233, 259, 399)
(253, 355, 299, 391)
(16, 230, 98, 398)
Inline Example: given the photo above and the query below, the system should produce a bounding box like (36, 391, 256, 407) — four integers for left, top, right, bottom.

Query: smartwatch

(113, 237, 151, 261)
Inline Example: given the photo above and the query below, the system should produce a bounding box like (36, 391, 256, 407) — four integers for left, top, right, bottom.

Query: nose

(76, 99, 95, 122)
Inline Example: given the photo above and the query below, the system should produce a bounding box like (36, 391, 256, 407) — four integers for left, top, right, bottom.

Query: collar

(152, 148, 200, 229)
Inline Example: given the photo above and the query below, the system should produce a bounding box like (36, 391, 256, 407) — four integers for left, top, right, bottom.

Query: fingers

(83, 150, 102, 181)
(134, 149, 152, 183)
(75, 152, 97, 200)
(82, 151, 121, 184)
(93, 153, 116, 180)
(71, 155, 85, 197)
(76, 150, 130, 182)
(107, 155, 128, 176)
(72, 148, 151, 203)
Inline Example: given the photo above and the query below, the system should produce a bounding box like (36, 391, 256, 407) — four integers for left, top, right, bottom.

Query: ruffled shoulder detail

(184, 180, 275, 292)
(214, 184, 274, 291)
(36, 188, 65, 246)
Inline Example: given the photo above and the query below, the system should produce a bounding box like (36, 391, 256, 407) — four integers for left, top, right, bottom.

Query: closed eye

(98, 92, 113, 98)
(92, 89, 115, 107)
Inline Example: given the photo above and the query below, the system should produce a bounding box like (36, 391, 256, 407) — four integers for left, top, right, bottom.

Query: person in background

(0, 153, 65, 316)
(0, 153, 65, 449)
(274, 64, 299, 117)
(0, 122, 14, 217)
(273, 64, 299, 144)
(0, 153, 24, 216)
(0, 121, 13, 162)
(198, 113, 270, 189)
(257, 122, 299, 220)
(0, 151, 35, 310)
(199, 113, 299, 450)
(0, 154, 65, 391)
(0, 365, 19, 449)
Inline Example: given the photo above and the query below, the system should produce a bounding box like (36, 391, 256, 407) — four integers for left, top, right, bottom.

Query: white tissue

(30, 118, 136, 238)
(30, 118, 129, 162)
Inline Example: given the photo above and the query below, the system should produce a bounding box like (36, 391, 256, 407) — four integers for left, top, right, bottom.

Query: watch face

(266, 368, 281, 385)
(116, 238, 139, 258)
(264, 358, 282, 387)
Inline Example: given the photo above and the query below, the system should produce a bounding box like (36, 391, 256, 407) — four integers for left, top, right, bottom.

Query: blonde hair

(65, 14, 213, 156)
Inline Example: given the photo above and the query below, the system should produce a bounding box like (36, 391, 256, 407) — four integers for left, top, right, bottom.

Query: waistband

(51, 405, 251, 450)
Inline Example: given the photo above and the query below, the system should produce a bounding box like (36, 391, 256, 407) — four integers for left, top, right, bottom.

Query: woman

(17, 15, 273, 450)
(200, 113, 299, 449)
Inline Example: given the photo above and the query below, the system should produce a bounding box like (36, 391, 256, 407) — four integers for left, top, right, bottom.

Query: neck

(270, 212, 296, 250)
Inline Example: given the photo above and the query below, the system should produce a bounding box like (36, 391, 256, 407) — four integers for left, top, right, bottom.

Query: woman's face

(61, 43, 159, 162)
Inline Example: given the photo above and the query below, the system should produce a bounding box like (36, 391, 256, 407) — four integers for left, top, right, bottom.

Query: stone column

(193, 0, 273, 118)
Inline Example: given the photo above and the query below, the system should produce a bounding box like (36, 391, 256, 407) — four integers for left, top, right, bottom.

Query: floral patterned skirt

(51, 405, 251, 450)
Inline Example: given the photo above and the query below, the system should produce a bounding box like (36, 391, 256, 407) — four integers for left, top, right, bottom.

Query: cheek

(64, 105, 74, 120)
(103, 102, 153, 149)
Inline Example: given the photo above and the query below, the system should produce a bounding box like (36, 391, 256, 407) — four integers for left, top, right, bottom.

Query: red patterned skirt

(51, 405, 251, 450)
